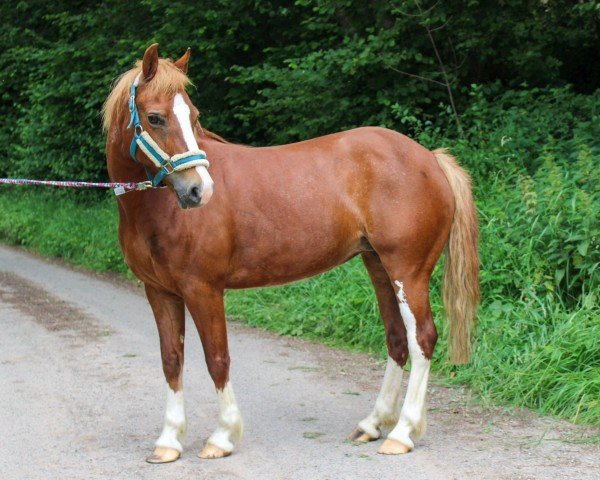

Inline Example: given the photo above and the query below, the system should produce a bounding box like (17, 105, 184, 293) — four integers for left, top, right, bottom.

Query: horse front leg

(184, 288, 244, 459)
(144, 284, 186, 464)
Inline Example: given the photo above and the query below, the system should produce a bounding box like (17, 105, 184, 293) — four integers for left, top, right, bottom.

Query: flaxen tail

(434, 149, 480, 364)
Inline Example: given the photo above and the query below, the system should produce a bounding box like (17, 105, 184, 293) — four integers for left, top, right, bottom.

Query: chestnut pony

(104, 44, 479, 463)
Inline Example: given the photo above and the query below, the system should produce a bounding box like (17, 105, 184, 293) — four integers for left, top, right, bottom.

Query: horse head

(106, 43, 214, 208)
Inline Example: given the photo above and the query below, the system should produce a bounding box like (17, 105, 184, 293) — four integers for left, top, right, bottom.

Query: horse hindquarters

(378, 149, 480, 452)
(350, 148, 478, 454)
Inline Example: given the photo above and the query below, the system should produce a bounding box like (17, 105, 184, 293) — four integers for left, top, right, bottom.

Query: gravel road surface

(0, 245, 598, 480)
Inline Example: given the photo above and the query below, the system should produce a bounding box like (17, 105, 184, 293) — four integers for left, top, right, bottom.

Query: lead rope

(0, 178, 157, 196)
(1, 75, 208, 196)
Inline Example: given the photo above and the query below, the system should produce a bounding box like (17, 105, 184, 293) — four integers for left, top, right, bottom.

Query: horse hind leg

(379, 276, 437, 455)
(348, 252, 408, 443)
(144, 285, 187, 464)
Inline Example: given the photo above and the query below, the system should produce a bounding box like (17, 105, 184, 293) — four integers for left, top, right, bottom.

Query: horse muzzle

(172, 167, 214, 209)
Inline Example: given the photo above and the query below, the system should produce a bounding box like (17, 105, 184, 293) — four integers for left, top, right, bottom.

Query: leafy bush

(1, 1, 598, 177)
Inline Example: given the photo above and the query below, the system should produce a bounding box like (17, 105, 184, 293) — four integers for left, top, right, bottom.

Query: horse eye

(147, 114, 164, 126)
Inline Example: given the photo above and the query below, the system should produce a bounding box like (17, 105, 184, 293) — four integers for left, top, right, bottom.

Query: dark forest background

(0, 0, 597, 179)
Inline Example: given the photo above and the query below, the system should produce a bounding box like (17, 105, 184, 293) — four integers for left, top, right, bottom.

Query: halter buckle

(163, 161, 175, 175)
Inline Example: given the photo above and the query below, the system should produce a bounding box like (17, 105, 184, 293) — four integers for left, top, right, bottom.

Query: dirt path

(0, 245, 597, 480)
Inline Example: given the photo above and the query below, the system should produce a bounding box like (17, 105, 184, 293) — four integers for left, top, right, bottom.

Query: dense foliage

(0, 0, 597, 177)
(0, 2, 598, 426)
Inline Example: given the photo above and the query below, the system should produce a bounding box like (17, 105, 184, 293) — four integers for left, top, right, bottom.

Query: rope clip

(135, 181, 153, 191)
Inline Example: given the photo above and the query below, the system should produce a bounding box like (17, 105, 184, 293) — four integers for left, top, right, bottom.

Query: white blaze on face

(172, 93, 214, 205)
(155, 384, 187, 452)
(387, 280, 430, 449)
(206, 382, 244, 453)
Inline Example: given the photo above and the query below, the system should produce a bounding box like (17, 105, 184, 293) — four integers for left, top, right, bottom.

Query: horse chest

(120, 226, 174, 284)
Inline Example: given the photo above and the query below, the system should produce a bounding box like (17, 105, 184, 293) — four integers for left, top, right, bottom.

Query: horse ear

(142, 43, 159, 82)
(174, 48, 191, 74)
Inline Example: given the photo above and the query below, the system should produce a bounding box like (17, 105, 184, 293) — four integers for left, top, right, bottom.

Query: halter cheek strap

(127, 73, 209, 187)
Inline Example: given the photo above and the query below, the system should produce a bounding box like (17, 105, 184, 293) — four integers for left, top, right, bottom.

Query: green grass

(0, 191, 128, 275)
(1, 167, 597, 427)
(0, 87, 598, 427)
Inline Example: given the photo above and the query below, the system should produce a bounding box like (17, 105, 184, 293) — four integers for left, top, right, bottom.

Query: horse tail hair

(434, 148, 480, 364)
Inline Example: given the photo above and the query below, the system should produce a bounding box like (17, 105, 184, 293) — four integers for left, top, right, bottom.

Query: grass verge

(0, 186, 597, 427)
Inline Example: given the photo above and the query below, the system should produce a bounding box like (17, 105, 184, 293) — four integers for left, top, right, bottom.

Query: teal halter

(127, 73, 210, 187)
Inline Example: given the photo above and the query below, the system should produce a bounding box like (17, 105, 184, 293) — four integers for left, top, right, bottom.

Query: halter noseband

(127, 73, 210, 187)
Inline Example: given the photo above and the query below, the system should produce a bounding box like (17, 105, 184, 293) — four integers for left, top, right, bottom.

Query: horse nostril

(188, 185, 201, 204)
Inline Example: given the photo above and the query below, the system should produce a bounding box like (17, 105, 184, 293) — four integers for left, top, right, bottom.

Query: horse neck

(106, 121, 159, 220)
(106, 116, 145, 180)
(107, 152, 148, 186)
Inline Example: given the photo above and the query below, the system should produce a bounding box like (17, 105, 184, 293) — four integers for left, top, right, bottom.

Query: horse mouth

(176, 194, 202, 209)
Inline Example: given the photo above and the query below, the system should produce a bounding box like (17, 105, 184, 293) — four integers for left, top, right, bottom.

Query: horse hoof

(146, 447, 181, 464)
(347, 427, 379, 443)
(198, 443, 231, 459)
(377, 438, 412, 455)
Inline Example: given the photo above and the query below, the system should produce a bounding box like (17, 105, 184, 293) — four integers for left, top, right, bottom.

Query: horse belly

(225, 208, 362, 288)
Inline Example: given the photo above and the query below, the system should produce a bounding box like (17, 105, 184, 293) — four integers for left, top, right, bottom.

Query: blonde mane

(102, 59, 191, 131)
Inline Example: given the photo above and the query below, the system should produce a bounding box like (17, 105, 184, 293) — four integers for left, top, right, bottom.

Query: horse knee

(206, 354, 230, 388)
(162, 351, 183, 384)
